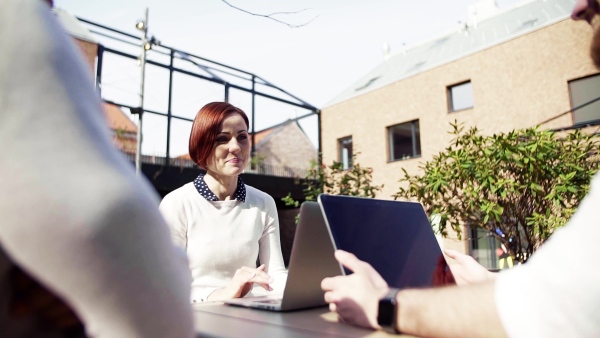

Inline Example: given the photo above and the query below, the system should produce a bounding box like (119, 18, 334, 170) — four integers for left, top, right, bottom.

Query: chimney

(457, 21, 468, 35)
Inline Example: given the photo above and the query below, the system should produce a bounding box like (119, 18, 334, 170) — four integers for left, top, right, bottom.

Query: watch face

(377, 299, 395, 326)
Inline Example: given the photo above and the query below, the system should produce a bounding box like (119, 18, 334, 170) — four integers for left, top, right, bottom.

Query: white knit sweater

(159, 182, 288, 302)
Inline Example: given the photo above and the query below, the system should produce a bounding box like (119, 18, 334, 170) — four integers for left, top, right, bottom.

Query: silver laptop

(318, 194, 456, 288)
(224, 201, 342, 311)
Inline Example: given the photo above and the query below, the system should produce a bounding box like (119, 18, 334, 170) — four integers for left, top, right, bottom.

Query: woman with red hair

(159, 102, 287, 303)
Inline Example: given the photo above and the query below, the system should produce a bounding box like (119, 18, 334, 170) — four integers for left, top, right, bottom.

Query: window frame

(568, 73, 600, 126)
(447, 80, 474, 113)
(338, 136, 353, 170)
(468, 227, 501, 271)
(387, 119, 421, 162)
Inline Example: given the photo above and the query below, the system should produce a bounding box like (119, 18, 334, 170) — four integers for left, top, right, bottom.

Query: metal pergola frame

(79, 17, 321, 168)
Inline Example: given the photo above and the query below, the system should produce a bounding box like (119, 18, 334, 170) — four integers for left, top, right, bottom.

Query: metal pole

(251, 76, 256, 161)
(166, 49, 174, 167)
(135, 8, 148, 175)
(317, 109, 322, 164)
(95, 44, 104, 95)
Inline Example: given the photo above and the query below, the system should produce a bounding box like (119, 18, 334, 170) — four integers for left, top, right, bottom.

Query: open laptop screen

(318, 194, 455, 289)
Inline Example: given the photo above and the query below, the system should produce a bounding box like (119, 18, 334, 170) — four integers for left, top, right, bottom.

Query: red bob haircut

(188, 102, 249, 169)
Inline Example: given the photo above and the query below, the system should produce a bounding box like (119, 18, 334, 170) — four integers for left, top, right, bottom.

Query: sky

(54, 0, 525, 156)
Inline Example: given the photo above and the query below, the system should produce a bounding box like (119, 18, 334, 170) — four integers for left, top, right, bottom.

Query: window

(388, 120, 421, 161)
(338, 136, 353, 169)
(469, 228, 501, 270)
(569, 74, 600, 125)
(448, 81, 474, 112)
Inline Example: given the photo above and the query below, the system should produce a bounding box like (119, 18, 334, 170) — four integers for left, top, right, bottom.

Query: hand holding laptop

(320, 249, 493, 330)
(444, 249, 496, 286)
(208, 264, 274, 301)
(321, 250, 389, 330)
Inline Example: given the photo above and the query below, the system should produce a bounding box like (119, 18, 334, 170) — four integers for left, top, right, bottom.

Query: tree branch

(220, 0, 318, 28)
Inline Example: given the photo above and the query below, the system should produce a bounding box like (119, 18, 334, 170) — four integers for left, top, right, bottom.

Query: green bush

(283, 153, 383, 214)
(394, 122, 599, 263)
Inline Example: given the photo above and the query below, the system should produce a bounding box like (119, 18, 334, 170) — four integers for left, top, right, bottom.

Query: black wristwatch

(377, 288, 400, 334)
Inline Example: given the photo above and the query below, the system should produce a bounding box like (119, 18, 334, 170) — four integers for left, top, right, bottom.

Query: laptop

(318, 194, 455, 288)
(224, 201, 342, 311)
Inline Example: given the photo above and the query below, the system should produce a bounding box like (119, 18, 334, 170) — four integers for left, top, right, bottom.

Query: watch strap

(378, 288, 400, 334)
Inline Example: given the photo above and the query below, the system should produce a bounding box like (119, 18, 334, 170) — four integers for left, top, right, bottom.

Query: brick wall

(73, 39, 98, 73)
(256, 122, 317, 176)
(321, 18, 599, 252)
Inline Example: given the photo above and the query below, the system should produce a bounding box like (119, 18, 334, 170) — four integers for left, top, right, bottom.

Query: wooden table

(193, 303, 406, 337)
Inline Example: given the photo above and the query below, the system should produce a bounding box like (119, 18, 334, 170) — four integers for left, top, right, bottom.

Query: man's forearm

(396, 281, 506, 338)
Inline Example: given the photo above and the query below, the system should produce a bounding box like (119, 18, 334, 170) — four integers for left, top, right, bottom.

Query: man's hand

(444, 249, 496, 285)
(321, 250, 388, 329)
(208, 264, 274, 301)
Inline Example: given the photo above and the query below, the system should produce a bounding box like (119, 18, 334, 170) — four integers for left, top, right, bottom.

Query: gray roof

(52, 8, 97, 44)
(326, 0, 575, 107)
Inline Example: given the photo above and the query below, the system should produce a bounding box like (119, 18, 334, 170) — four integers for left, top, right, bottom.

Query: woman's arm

(206, 265, 272, 301)
(208, 194, 285, 301)
(158, 193, 189, 249)
(258, 196, 288, 292)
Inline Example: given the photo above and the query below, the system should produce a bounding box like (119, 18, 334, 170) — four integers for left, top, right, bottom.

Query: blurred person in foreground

(0, 0, 194, 336)
(321, 0, 600, 336)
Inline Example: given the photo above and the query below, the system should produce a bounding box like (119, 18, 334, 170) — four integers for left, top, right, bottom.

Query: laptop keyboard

(255, 299, 282, 304)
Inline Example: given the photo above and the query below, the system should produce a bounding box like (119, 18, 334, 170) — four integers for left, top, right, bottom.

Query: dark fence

(120, 151, 312, 179)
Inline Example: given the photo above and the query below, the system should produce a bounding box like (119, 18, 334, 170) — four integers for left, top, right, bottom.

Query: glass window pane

(469, 228, 500, 270)
(338, 137, 353, 169)
(569, 74, 600, 125)
(449, 81, 474, 111)
(388, 120, 421, 161)
(413, 120, 421, 157)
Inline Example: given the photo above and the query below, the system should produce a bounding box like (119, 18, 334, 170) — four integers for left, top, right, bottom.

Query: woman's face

(205, 112, 250, 178)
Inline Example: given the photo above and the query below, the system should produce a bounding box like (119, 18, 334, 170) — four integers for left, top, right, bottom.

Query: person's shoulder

(244, 185, 277, 212)
(244, 184, 275, 203)
(160, 182, 197, 205)
(591, 172, 600, 189)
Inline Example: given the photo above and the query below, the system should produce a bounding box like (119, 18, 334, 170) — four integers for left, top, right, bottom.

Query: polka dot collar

(193, 173, 246, 202)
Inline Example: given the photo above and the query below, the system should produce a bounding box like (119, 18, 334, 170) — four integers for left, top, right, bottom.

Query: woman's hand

(208, 264, 274, 301)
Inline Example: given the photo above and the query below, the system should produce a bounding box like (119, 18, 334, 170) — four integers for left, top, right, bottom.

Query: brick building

(53, 8, 98, 73)
(53, 8, 139, 153)
(251, 119, 318, 177)
(102, 102, 138, 153)
(321, 0, 600, 265)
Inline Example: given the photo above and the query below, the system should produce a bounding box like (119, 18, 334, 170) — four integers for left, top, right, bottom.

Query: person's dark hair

(189, 102, 249, 169)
